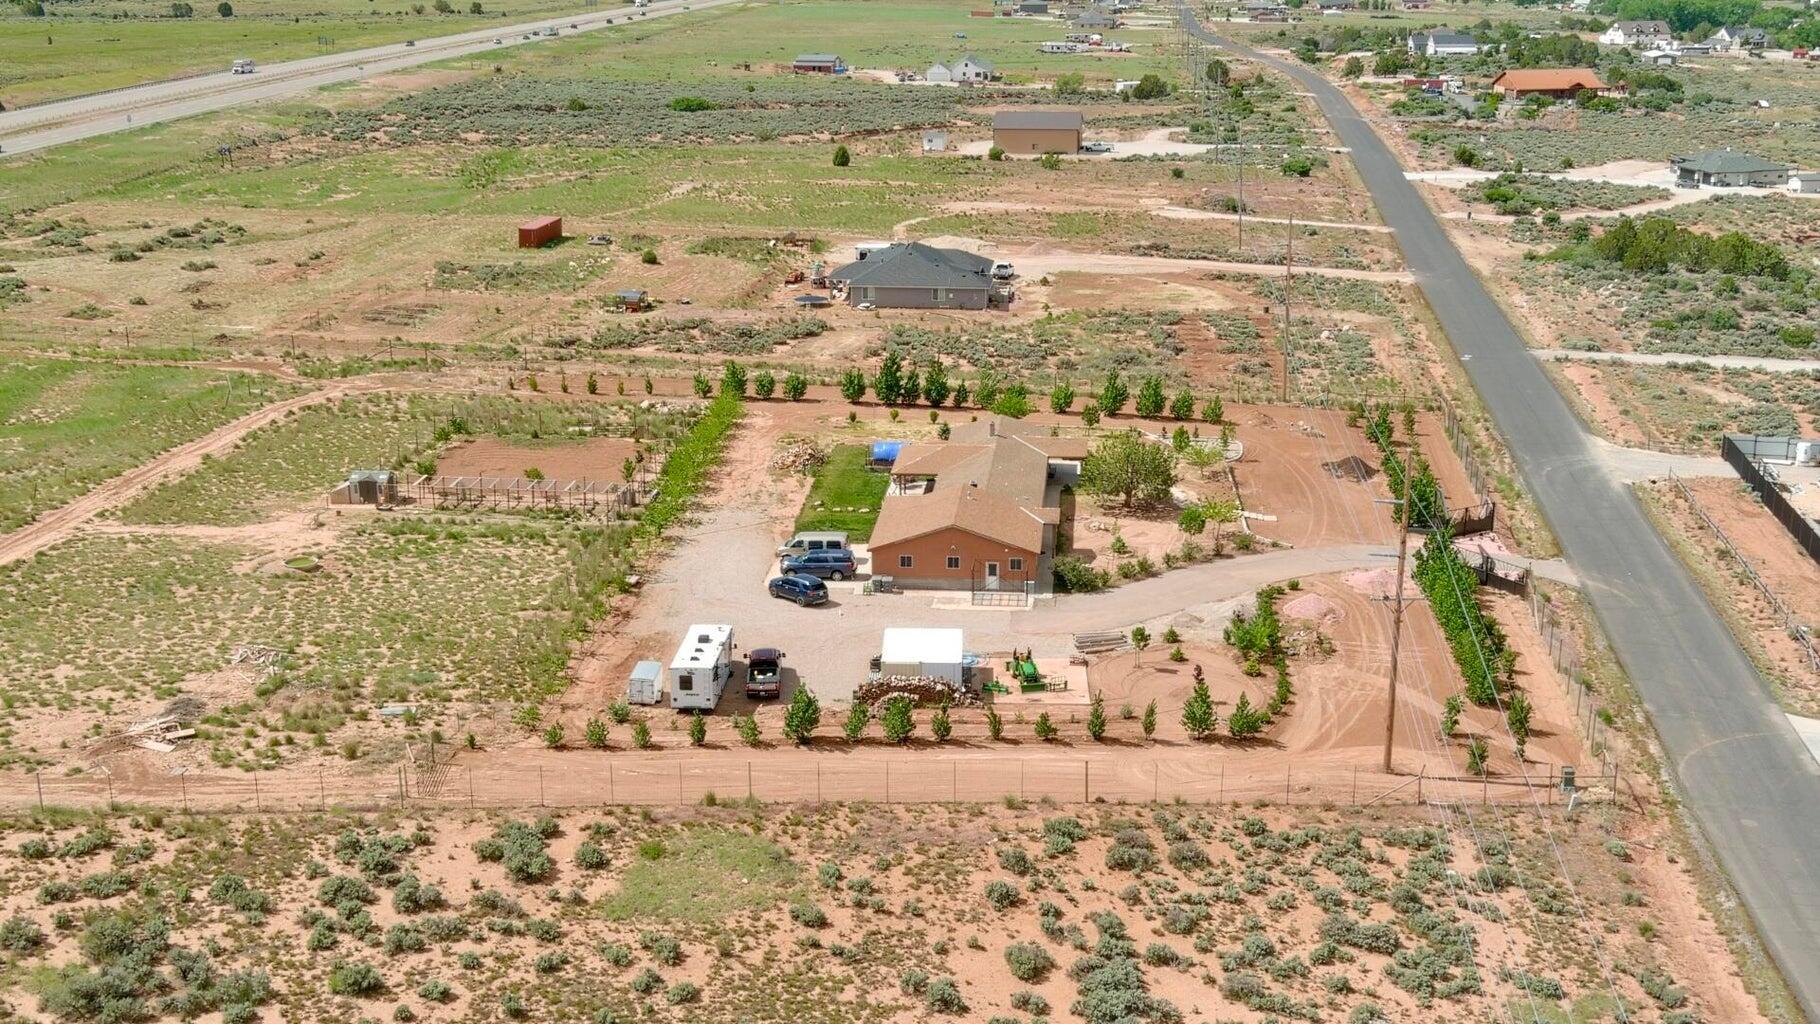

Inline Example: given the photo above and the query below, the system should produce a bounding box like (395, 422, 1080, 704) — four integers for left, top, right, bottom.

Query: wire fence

(1669, 470, 1820, 675)
(0, 755, 1627, 815)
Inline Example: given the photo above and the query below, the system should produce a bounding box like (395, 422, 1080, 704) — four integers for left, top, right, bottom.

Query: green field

(0, 359, 297, 530)
(794, 443, 887, 540)
(0, 0, 597, 107)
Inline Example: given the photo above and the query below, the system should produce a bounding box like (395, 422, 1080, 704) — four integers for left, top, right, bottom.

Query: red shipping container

(518, 216, 562, 248)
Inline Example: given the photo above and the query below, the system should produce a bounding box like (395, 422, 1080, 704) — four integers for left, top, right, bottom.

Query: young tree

(1098, 370, 1129, 416)
(1168, 390, 1195, 420)
(1033, 712, 1057, 741)
(720, 360, 748, 397)
(1203, 499, 1240, 555)
(1086, 692, 1107, 741)
(1227, 693, 1266, 737)
(900, 366, 921, 407)
(543, 722, 564, 749)
(1182, 674, 1216, 740)
(1440, 693, 1463, 738)
(1171, 425, 1191, 452)
(839, 368, 867, 403)
(1178, 504, 1207, 537)
(689, 712, 708, 747)
(1131, 625, 1150, 649)
(1505, 692, 1532, 761)
(951, 380, 971, 408)
(1141, 699, 1157, 739)
(922, 360, 951, 406)
(973, 369, 1003, 409)
(1342, 55, 1364, 78)
(931, 702, 952, 742)
(1080, 430, 1177, 507)
(985, 705, 1003, 741)
(631, 720, 652, 749)
(585, 718, 609, 749)
(691, 372, 712, 399)
(1205, 58, 1230, 85)
(736, 715, 761, 747)
(783, 686, 821, 745)
(585, 371, 599, 395)
(881, 696, 915, 744)
(1466, 736, 1490, 776)
(1080, 402, 1101, 427)
(1050, 380, 1076, 414)
(1134, 376, 1167, 418)
(752, 370, 777, 400)
(217, 1, 233, 14)
(873, 351, 905, 405)
(783, 371, 809, 401)
(1201, 395, 1224, 424)
(843, 703, 871, 743)
(832, 144, 851, 167)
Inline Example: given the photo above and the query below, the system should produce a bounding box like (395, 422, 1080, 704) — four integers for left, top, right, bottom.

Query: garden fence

(0, 755, 1628, 816)
(1669, 470, 1820, 675)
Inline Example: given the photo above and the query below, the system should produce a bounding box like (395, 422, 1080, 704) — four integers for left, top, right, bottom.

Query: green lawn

(0, 0, 596, 108)
(0, 360, 298, 530)
(793, 444, 887, 541)
(600, 827, 798, 923)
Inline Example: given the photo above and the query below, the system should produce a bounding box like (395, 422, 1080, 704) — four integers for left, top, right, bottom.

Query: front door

(985, 562, 1000, 588)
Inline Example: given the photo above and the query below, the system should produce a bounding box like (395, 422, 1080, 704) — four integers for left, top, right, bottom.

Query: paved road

(1180, 9, 1820, 1018)
(0, 0, 734, 159)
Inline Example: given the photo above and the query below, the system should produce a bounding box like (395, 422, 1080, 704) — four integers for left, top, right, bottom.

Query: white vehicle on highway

(230, 59, 255, 74)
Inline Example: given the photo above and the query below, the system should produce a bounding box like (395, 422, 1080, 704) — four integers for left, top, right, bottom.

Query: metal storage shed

(879, 627, 965, 685)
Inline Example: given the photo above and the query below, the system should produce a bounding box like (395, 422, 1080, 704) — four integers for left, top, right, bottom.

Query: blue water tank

(871, 440, 905, 464)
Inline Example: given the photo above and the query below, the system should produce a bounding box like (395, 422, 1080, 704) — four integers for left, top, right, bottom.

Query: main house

(927, 54, 997, 83)
(828, 242, 1003, 309)
(869, 418, 1088, 591)
(1672, 148, 1794, 187)
(792, 53, 847, 73)
(1599, 19, 1671, 46)
(1406, 31, 1479, 56)
(1489, 68, 1608, 99)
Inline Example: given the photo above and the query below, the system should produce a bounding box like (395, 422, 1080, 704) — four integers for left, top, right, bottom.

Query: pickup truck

(746, 648, 786, 698)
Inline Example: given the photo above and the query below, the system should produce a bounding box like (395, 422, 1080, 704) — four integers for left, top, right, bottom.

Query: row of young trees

(1362, 404, 1446, 529)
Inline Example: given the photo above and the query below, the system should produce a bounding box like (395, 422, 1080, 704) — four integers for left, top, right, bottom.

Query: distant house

(1672, 149, 1794, 187)
(1072, 8, 1118, 28)
(1639, 48, 1678, 65)
(1489, 68, 1607, 99)
(927, 54, 997, 82)
(1789, 171, 1820, 194)
(828, 242, 1001, 310)
(1315, 0, 1354, 11)
(1705, 25, 1770, 51)
(1016, 0, 1048, 12)
(1407, 31, 1479, 56)
(1599, 20, 1671, 46)
(792, 53, 847, 73)
(1401, 0, 1431, 8)
(869, 417, 1088, 591)
(993, 108, 1085, 153)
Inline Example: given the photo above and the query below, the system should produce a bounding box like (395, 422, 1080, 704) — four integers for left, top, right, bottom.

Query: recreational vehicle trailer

(669, 624, 735, 711)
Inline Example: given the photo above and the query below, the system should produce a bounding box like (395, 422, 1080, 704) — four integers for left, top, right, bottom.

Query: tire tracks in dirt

(0, 380, 376, 567)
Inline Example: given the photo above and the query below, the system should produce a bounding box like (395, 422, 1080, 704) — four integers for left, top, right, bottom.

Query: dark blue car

(768, 574, 829, 606)
(779, 549, 857, 581)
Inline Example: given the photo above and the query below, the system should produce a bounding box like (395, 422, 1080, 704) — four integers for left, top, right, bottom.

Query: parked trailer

(626, 660, 665, 706)
(669, 624, 735, 711)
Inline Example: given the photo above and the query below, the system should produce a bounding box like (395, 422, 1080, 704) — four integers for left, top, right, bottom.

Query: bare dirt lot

(436, 436, 641, 482)
(0, 801, 1767, 1024)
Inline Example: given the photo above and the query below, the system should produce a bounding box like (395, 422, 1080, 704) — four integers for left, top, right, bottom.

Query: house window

(946, 555, 961, 570)
(899, 555, 914, 569)
(1009, 557, 1025, 572)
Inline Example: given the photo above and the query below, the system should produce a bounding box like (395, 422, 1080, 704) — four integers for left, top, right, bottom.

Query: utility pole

(1383, 447, 1414, 774)
(1280, 215, 1293, 403)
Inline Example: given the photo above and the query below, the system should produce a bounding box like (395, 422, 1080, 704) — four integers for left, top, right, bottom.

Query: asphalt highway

(0, 0, 737, 158)
(1179, 10, 1820, 1018)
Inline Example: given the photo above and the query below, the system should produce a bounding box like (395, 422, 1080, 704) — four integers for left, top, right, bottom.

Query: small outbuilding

(612, 289, 650, 311)
(1017, 0, 1048, 12)
(792, 53, 846, 73)
(626, 660, 665, 705)
(1790, 171, 1820, 195)
(339, 469, 398, 505)
(879, 627, 965, 685)
(992, 108, 1084, 154)
(518, 216, 562, 248)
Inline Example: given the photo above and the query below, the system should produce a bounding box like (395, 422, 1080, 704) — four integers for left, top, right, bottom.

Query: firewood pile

(854, 675, 977, 707)
(769, 438, 829, 474)
(230, 644, 285, 676)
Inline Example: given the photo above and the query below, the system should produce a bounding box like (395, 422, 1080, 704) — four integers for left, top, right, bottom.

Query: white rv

(669, 624, 734, 711)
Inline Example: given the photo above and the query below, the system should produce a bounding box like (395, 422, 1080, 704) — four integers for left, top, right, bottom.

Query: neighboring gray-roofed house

(1073, 8, 1117, 27)
(1017, 0, 1049, 12)
(1706, 25, 1770, 50)
(830, 243, 1001, 309)
(1672, 148, 1794, 187)
(928, 54, 996, 83)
